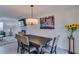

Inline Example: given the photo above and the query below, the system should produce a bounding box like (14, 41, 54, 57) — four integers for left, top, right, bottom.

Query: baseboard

(58, 47, 79, 54)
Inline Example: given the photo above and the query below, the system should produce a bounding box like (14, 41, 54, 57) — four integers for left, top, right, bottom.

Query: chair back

(15, 32, 25, 42)
(50, 35, 60, 53)
(52, 35, 60, 47)
(18, 32, 25, 36)
(15, 34, 21, 42)
(20, 35, 29, 46)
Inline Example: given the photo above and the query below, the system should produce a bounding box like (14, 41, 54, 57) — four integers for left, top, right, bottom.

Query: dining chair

(18, 32, 25, 36)
(41, 35, 60, 54)
(15, 34, 22, 53)
(20, 35, 37, 54)
(15, 32, 26, 52)
(20, 35, 29, 54)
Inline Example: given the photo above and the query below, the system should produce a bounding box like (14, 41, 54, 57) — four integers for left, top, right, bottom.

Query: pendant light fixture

(26, 5, 38, 25)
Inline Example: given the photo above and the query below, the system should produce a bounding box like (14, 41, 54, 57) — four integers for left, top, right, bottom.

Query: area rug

(0, 36, 17, 46)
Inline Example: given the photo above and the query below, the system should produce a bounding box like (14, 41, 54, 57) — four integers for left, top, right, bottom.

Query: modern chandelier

(26, 5, 38, 25)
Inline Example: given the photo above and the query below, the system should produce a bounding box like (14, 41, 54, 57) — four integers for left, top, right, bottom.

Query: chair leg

(21, 46, 23, 54)
(50, 47, 53, 54)
(21, 47, 25, 54)
(55, 46, 57, 54)
(21, 43, 24, 54)
(40, 46, 46, 54)
(22, 49, 25, 54)
(17, 42, 19, 53)
(17, 46, 19, 53)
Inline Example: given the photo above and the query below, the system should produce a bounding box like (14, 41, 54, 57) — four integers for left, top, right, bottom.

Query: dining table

(25, 34, 52, 54)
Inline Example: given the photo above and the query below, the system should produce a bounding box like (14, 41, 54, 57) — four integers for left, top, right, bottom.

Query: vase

(68, 31, 75, 54)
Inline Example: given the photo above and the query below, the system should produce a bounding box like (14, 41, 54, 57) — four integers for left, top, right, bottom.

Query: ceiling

(0, 5, 78, 19)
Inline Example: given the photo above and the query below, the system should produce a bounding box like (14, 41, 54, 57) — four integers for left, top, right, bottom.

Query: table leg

(36, 47, 39, 54)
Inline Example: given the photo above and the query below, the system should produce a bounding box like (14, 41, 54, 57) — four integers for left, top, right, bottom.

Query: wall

(0, 17, 21, 36)
(26, 6, 79, 53)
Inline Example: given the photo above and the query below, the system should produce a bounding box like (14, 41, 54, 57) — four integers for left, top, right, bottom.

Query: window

(0, 22, 3, 31)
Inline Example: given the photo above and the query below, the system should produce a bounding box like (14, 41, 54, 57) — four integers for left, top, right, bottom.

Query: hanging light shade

(26, 18, 38, 25)
(26, 5, 38, 25)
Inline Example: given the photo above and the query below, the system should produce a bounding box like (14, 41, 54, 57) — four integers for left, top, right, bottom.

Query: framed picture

(40, 16, 54, 29)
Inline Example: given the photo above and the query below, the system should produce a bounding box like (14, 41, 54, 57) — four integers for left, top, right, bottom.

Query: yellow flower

(72, 24, 75, 26)
(72, 24, 76, 28)
(77, 24, 79, 28)
(76, 24, 79, 28)
(65, 23, 79, 30)
(65, 24, 67, 27)
(69, 25, 72, 28)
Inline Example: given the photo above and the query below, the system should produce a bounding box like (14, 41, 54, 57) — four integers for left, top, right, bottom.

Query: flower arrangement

(65, 24, 79, 33)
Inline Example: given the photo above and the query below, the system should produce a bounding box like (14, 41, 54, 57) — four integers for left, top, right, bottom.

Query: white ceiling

(0, 5, 79, 19)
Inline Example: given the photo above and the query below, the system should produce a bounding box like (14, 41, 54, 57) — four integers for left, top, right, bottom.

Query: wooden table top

(25, 34, 52, 47)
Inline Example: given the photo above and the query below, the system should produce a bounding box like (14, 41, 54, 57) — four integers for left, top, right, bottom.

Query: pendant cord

(31, 5, 33, 18)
